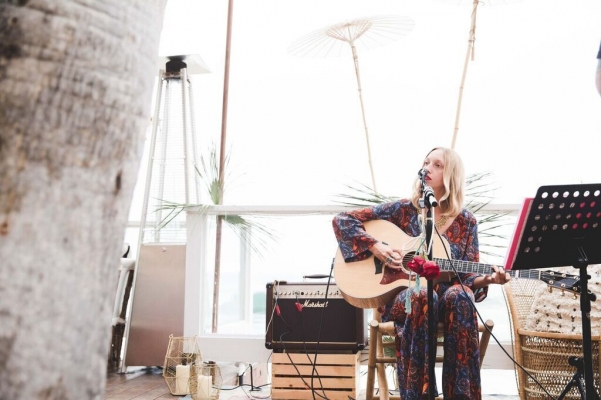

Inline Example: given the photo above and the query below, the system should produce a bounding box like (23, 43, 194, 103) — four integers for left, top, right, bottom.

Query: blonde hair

(410, 147, 465, 217)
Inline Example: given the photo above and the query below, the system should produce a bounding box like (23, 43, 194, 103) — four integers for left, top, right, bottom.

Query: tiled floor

(105, 365, 520, 399)
(222, 368, 520, 400)
(216, 368, 520, 400)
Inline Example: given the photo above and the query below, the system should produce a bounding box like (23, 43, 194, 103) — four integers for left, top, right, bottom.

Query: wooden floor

(104, 364, 256, 400)
(103, 345, 516, 399)
(105, 368, 173, 399)
(103, 345, 517, 399)
(104, 363, 520, 400)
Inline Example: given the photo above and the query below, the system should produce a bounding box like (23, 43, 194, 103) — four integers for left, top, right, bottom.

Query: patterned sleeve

(332, 200, 409, 262)
(462, 213, 479, 262)
(453, 211, 489, 302)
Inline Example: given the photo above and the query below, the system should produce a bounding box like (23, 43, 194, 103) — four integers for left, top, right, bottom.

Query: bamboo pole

(212, 0, 234, 333)
(350, 41, 378, 193)
(451, 0, 480, 150)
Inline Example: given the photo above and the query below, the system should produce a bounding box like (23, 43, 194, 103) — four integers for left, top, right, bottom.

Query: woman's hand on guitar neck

(370, 242, 403, 269)
(473, 265, 511, 289)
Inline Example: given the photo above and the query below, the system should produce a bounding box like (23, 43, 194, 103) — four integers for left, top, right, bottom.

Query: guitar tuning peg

(547, 286, 553, 293)
(560, 290, 565, 296)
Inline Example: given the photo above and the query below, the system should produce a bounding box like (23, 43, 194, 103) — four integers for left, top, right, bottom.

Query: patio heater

(141, 54, 210, 243)
(119, 54, 211, 372)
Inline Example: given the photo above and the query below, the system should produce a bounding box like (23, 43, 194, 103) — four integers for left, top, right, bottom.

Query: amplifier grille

(265, 282, 367, 353)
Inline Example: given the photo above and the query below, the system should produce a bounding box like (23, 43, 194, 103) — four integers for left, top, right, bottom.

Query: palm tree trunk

(0, 1, 166, 397)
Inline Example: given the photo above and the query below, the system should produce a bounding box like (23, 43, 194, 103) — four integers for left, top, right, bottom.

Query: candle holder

(162, 335, 202, 395)
(190, 362, 222, 400)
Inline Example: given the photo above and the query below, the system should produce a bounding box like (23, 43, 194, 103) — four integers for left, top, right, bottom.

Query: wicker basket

(506, 278, 601, 399)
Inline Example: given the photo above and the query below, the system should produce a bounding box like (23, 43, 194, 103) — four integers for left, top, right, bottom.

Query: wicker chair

(505, 277, 601, 399)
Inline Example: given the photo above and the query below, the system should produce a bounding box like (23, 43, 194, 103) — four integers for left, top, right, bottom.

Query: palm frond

(334, 181, 399, 206)
(155, 144, 276, 255)
(153, 200, 213, 231)
(222, 214, 278, 255)
(195, 144, 224, 204)
(334, 172, 512, 258)
(382, 334, 396, 358)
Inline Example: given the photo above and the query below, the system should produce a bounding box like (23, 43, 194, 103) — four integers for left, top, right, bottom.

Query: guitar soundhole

(395, 251, 417, 280)
(401, 251, 417, 281)
(402, 251, 417, 268)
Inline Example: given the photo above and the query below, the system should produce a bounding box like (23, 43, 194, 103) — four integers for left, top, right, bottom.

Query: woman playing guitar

(332, 146, 510, 400)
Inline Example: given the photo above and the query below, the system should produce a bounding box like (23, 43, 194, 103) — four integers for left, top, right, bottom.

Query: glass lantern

(191, 361, 222, 400)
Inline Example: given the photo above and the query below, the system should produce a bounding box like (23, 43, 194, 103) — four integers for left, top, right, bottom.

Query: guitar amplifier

(265, 281, 367, 353)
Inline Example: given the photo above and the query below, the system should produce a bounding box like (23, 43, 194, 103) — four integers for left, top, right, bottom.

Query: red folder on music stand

(504, 197, 533, 271)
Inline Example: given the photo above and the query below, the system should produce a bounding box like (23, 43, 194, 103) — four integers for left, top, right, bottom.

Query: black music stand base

(557, 260, 600, 400)
(558, 357, 587, 400)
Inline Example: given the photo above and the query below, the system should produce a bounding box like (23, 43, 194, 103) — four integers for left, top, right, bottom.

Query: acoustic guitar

(333, 219, 580, 309)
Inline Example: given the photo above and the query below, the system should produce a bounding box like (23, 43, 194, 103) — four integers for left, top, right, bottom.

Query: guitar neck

(433, 258, 541, 280)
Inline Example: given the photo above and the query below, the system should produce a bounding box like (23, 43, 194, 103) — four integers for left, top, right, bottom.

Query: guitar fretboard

(435, 258, 545, 281)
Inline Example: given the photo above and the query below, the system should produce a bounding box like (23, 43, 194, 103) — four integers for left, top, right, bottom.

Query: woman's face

(422, 148, 445, 192)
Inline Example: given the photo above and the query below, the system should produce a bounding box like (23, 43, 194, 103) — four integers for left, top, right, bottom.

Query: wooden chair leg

(479, 319, 494, 367)
(367, 313, 400, 400)
(376, 362, 389, 400)
(367, 319, 393, 400)
(366, 320, 378, 400)
(375, 319, 390, 400)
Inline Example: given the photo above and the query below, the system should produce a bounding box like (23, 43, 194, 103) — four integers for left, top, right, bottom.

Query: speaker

(265, 281, 367, 353)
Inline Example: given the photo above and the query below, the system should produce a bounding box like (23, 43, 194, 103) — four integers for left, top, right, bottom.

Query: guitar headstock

(539, 270, 581, 296)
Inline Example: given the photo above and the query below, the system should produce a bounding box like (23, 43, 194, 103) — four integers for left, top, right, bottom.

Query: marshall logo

(302, 299, 329, 308)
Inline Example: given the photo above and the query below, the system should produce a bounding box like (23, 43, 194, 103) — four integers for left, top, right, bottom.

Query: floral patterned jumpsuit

(333, 199, 488, 399)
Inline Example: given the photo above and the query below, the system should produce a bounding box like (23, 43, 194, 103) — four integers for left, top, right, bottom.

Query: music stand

(508, 183, 601, 399)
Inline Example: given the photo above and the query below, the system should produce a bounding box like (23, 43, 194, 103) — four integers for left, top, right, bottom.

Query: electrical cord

(294, 292, 329, 400)
(272, 268, 355, 400)
(307, 264, 337, 400)
(433, 226, 558, 400)
(268, 280, 329, 400)
(500, 281, 522, 397)
(236, 365, 272, 400)
(264, 281, 279, 338)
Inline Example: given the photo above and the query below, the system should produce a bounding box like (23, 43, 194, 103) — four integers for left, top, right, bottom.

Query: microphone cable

(433, 226, 558, 400)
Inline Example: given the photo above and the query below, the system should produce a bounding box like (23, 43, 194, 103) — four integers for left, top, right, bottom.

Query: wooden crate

(271, 352, 360, 400)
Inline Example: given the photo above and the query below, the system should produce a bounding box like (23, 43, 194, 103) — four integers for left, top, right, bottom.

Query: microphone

(418, 168, 438, 207)
(422, 185, 439, 208)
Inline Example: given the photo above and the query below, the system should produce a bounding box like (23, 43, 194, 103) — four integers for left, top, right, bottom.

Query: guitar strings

(428, 259, 580, 295)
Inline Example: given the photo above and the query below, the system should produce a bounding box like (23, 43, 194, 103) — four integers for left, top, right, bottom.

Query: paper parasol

(289, 15, 415, 192)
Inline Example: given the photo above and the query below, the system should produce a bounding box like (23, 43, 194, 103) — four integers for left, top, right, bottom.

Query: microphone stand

(419, 174, 437, 400)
